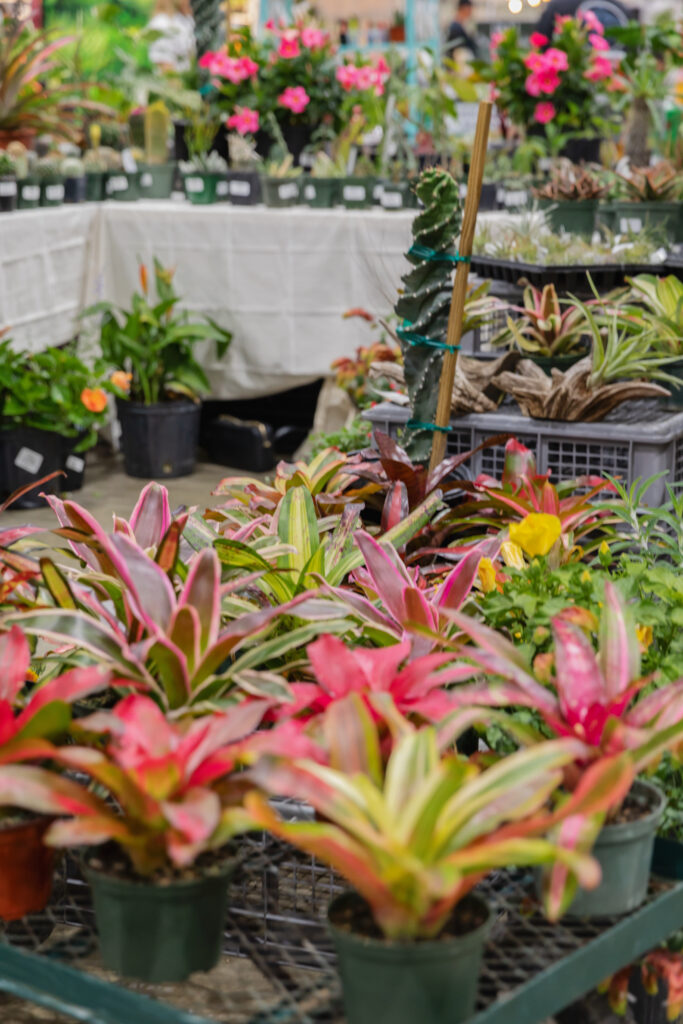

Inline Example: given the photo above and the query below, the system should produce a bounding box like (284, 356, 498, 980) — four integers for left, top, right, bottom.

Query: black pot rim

(116, 397, 201, 412)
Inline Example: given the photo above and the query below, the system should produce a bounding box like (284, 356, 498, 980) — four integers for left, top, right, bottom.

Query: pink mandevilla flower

(524, 52, 544, 72)
(529, 31, 549, 48)
(580, 9, 604, 34)
(300, 26, 327, 49)
(490, 30, 505, 55)
(585, 56, 613, 81)
(544, 47, 569, 71)
(278, 30, 300, 59)
(336, 63, 358, 89)
(227, 106, 259, 135)
(589, 32, 610, 51)
(278, 85, 310, 113)
(534, 101, 556, 125)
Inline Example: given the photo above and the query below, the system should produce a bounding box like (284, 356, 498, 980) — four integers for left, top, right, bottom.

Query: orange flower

(139, 263, 148, 295)
(81, 388, 107, 413)
(110, 370, 132, 392)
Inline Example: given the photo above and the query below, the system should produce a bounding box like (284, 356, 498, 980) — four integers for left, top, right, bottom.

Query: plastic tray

(470, 257, 659, 295)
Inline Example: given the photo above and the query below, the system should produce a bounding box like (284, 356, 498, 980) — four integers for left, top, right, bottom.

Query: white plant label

(14, 448, 43, 474)
(620, 217, 642, 233)
(304, 184, 316, 200)
(278, 183, 298, 200)
(373, 183, 384, 201)
(459, 184, 468, 198)
(66, 455, 85, 474)
(343, 185, 366, 202)
(381, 191, 402, 209)
(496, 187, 506, 203)
(46, 184, 65, 201)
(140, 173, 153, 187)
(0, 181, 17, 197)
(22, 185, 39, 201)
(121, 149, 138, 173)
(185, 177, 205, 194)
(504, 190, 527, 207)
(107, 176, 128, 193)
(229, 179, 251, 197)
(216, 180, 229, 197)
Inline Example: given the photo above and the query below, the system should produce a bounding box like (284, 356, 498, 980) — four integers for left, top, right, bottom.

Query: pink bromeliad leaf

(0, 626, 31, 704)
(552, 617, 608, 736)
(129, 483, 172, 549)
(599, 581, 640, 701)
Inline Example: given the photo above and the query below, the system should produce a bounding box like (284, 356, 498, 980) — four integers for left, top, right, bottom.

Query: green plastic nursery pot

(40, 178, 65, 207)
(328, 891, 491, 1024)
(338, 177, 375, 209)
(84, 860, 233, 982)
(538, 199, 598, 238)
(377, 180, 417, 210)
(105, 172, 140, 201)
(261, 176, 300, 207)
(138, 163, 175, 199)
(17, 177, 40, 208)
(599, 201, 682, 241)
(301, 176, 339, 208)
(0, 174, 17, 212)
(183, 172, 222, 205)
(85, 171, 107, 202)
(566, 779, 665, 918)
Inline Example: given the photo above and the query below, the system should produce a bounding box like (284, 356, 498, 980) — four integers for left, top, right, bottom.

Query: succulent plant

(33, 157, 63, 182)
(83, 150, 107, 173)
(179, 150, 228, 175)
(6, 142, 28, 180)
(0, 151, 15, 176)
(617, 161, 682, 202)
(227, 133, 260, 170)
(61, 156, 84, 178)
(533, 161, 609, 202)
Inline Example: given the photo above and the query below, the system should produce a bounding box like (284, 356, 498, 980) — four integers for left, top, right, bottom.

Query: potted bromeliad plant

(443, 581, 683, 917)
(0, 625, 109, 921)
(489, 280, 590, 371)
(245, 693, 633, 1024)
(0, 693, 270, 977)
(85, 259, 232, 478)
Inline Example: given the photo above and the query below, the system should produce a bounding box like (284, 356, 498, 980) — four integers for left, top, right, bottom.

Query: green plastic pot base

(261, 177, 300, 207)
(329, 891, 491, 1024)
(539, 200, 599, 238)
(85, 861, 233, 982)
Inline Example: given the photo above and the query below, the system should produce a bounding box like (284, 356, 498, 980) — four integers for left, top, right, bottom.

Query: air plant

(489, 282, 589, 358)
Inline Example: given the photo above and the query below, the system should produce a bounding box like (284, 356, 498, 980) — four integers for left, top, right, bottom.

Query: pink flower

(226, 106, 259, 135)
(278, 85, 310, 114)
(489, 83, 500, 102)
(490, 30, 505, 55)
(264, 18, 275, 29)
(585, 56, 613, 82)
(544, 47, 569, 71)
(336, 63, 358, 90)
(526, 67, 561, 97)
(530, 31, 549, 48)
(534, 101, 556, 124)
(238, 55, 259, 76)
(554, 15, 572, 30)
(374, 55, 391, 79)
(589, 32, 610, 51)
(277, 29, 300, 58)
(524, 51, 544, 71)
(580, 10, 604, 35)
(300, 26, 327, 49)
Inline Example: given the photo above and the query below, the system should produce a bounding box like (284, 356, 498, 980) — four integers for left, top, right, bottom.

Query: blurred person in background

(147, 0, 196, 72)
(446, 0, 479, 59)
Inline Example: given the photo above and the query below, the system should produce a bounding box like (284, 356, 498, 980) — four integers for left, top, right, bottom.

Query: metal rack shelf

(1, 837, 683, 1024)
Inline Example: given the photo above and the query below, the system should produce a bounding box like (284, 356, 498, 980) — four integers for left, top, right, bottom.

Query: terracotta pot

(0, 817, 54, 920)
(0, 127, 35, 149)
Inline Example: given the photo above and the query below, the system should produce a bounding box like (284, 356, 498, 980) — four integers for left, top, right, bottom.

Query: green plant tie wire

(408, 243, 471, 265)
(396, 321, 460, 354)
(407, 420, 452, 433)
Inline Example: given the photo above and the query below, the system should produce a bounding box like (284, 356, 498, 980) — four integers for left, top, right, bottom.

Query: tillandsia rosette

(394, 168, 463, 461)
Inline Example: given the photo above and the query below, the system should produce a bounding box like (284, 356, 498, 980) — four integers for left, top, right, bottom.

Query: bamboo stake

(428, 100, 492, 473)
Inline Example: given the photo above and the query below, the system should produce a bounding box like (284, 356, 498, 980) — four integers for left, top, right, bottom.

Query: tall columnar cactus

(145, 102, 171, 165)
(395, 169, 463, 461)
(190, 0, 223, 56)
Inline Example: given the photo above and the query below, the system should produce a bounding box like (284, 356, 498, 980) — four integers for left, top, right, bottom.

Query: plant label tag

(185, 177, 205, 194)
(459, 184, 468, 198)
(21, 185, 40, 201)
(65, 454, 85, 474)
(373, 182, 384, 200)
(343, 185, 366, 202)
(0, 180, 17, 197)
(504, 190, 526, 207)
(381, 191, 402, 209)
(107, 176, 128, 194)
(216, 180, 229, 197)
(278, 183, 298, 200)
(14, 448, 43, 474)
(304, 184, 316, 200)
(229, 179, 251, 197)
(496, 187, 506, 203)
(121, 149, 138, 173)
(140, 173, 153, 187)
(46, 184, 65, 201)
(620, 217, 642, 233)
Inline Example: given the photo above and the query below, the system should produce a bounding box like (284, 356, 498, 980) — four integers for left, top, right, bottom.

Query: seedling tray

(2, 836, 683, 1024)
(470, 256, 658, 295)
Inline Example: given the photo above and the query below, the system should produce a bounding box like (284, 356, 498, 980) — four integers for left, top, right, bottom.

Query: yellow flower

(477, 557, 497, 594)
(501, 541, 525, 569)
(599, 541, 610, 556)
(509, 513, 562, 558)
(580, 569, 591, 583)
(25, 668, 38, 683)
(636, 625, 653, 652)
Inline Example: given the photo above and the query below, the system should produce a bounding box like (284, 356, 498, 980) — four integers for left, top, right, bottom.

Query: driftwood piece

(369, 352, 521, 415)
(492, 358, 671, 421)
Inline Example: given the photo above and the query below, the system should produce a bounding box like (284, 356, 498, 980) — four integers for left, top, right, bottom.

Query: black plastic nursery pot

(0, 174, 17, 212)
(116, 398, 200, 478)
(566, 779, 665, 918)
(138, 163, 175, 199)
(183, 172, 224, 205)
(226, 170, 261, 205)
(64, 175, 86, 204)
(0, 426, 65, 507)
(85, 171, 107, 202)
(599, 201, 682, 241)
(301, 176, 339, 208)
(538, 199, 599, 238)
(105, 172, 140, 201)
(40, 178, 65, 207)
(17, 177, 40, 208)
(62, 435, 88, 491)
(84, 859, 234, 982)
(338, 177, 375, 209)
(328, 891, 491, 1024)
(261, 176, 301, 207)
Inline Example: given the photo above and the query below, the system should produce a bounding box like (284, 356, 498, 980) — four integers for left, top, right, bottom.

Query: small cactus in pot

(35, 157, 65, 206)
